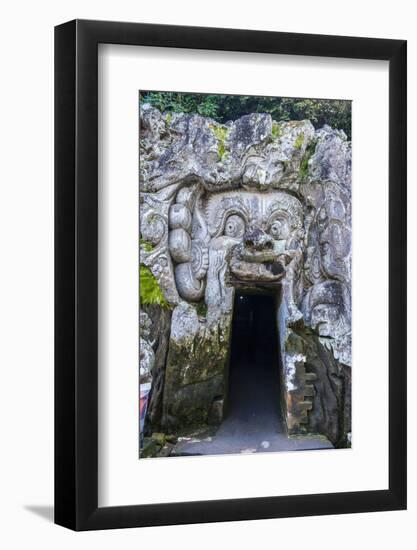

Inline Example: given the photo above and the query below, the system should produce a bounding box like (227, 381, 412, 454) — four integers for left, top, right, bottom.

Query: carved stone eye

(269, 217, 290, 240)
(224, 215, 245, 238)
(269, 220, 282, 239)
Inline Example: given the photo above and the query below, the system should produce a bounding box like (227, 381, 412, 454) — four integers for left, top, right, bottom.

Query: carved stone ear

(174, 262, 205, 302)
(168, 194, 209, 302)
(170, 235, 208, 301)
(169, 228, 192, 263)
(169, 203, 192, 232)
(176, 186, 197, 210)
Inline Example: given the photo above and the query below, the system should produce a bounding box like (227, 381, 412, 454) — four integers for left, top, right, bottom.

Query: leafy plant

(140, 265, 168, 307)
(141, 92, 220, 119)
(140, 91, 352, 139)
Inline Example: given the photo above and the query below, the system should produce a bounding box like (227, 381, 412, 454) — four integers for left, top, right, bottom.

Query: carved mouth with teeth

(229, 227, 287, 282)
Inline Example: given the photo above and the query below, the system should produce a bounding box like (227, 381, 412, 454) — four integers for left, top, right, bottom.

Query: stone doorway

(225, 292, 284, 434)
(172, 289, 333, 455)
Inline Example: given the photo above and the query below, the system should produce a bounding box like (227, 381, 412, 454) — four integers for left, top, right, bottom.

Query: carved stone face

(166, 188, 304, 301)
(308, 280, 350, 338)
(316, 194, 350, 281)
(203, 190, 303, 283)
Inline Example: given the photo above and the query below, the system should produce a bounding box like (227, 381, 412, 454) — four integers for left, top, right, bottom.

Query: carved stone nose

(244, 227, 274, 251)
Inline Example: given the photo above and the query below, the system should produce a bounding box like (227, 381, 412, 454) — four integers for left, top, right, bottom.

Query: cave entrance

(226, 291, 284, 434)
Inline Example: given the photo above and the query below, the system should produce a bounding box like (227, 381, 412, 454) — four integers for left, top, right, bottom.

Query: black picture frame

(55, 19, 407, 531)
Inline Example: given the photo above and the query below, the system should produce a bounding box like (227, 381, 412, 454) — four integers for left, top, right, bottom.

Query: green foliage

(141, 91, 220, 119)
(294, 132, 305, 150)
(140, 265, 168, 307)
(140, 92, 351, 139)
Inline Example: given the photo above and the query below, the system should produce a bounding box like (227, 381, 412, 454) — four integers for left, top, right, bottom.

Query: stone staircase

(298, 370, 317, 426)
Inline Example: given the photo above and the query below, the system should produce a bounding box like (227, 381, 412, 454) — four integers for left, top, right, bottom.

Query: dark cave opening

(226, 292, 283, 430)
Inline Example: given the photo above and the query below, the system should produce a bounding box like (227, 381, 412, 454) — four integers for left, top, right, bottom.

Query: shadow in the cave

(226, 292, 284, 433)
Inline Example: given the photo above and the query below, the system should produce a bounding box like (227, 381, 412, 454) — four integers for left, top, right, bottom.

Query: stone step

(304, 384, 315, 397)
(305, 372, 317, 382)
(299, 400, 313, 411)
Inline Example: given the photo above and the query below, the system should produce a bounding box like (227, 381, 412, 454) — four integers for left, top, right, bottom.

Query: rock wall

(139, 104, 352, 446)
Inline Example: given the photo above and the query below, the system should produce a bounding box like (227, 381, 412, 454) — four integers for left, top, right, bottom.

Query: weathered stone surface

(139, 105, 352, 445)
(139, 311, 154, 382)
(162, 315, 231, 431)
(208, 397, 224, 426)
(308, 125, 351, 187)
(142, 304, 172, 432)
(284, 328, 351, 445)
(140, 437, 160, 458)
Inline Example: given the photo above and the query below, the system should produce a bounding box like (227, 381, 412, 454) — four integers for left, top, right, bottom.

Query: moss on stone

(195, 300, 208, 318)
(163, 322, 232, 430)
(151, 432, 166, 445)
(271, 120, 282, 140)
(299, 139, 317, 181)
(140, 238, 154, 252)
(210, 124, 229, 161)
(141, 437, 161, 458)
(294, 132, 305, 150)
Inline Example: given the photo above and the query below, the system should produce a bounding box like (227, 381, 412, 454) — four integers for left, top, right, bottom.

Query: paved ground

(173, 408, 332, 456)
(173, 355, 333, 456)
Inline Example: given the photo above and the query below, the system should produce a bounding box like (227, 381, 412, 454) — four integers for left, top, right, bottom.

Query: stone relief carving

(139, 106, 352, 446)
(167, 187, 210, 302)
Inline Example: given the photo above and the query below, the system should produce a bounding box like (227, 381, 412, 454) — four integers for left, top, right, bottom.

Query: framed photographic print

(55, 19, 407, 530)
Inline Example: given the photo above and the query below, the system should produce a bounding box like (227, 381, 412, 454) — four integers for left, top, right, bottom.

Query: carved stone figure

(139, 106, 352, 446)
